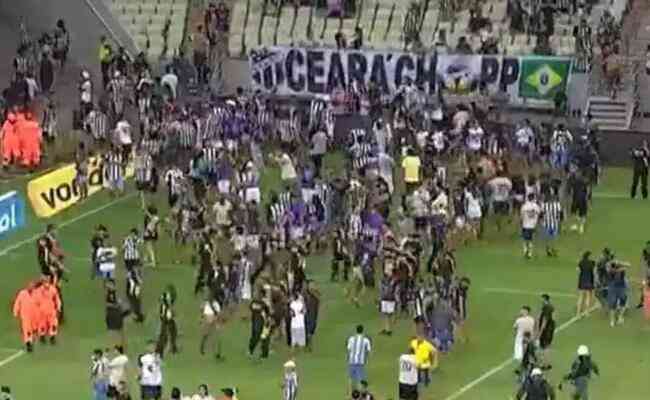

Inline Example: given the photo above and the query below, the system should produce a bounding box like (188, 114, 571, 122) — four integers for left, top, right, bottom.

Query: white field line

(443, 305, 598, 400)
(483, 288, 578, 298)
(0, 194, 136, 257)
(0, 350, 25, 368)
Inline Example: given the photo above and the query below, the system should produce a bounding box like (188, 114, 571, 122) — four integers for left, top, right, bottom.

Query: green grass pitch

(0, 165, 648, 400)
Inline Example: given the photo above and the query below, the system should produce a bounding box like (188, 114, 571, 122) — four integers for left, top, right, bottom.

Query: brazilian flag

(519, 58, 571, 100)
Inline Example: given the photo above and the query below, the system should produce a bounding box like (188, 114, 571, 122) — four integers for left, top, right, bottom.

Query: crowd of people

(6, 1, 650, 400)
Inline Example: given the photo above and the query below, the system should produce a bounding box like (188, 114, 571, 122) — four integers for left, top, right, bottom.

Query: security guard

(630, 141, 648, 199)
(515, 368, 556, 400)
(560, 345, 600, 400)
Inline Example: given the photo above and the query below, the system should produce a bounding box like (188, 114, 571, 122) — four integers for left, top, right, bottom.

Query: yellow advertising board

(27, 157, 133, 218)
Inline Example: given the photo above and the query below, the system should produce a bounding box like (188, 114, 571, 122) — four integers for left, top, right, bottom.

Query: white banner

(248, 47, 574, 105)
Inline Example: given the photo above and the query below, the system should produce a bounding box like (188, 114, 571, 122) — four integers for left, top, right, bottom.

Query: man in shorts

(398, 347, 418, 400)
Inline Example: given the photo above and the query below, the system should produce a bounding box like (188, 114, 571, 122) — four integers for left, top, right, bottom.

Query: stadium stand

(107, 0, 189, 57)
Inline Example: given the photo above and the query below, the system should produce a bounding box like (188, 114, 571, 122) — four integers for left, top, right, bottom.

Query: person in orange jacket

(1, 112, 19, 167)
(36, 278, 61, 344)
(18, 111, 42, 169)
(12, 282, 39, 352)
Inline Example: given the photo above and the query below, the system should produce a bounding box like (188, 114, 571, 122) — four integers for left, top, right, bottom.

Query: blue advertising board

(0, 191, 26, 239)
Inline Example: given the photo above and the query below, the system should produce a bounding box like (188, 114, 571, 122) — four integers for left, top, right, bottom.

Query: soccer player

(331, 228, 350, 282)
(398, 348, 418, 400)
(520, 194, 541, 259)
(107, 346, 129, 398)
(282, 360, 298, 400)
(96, 239, 118, 281)
(513, 306, 535, 362)
(91, 349, 109, 400)
(539, 192, 563, 257)
(560, 345, 599, 400)
(536, 294, 555, 370)
(346, 325, 372, 394)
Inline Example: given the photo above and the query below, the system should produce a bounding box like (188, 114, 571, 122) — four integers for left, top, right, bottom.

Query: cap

(577, 345, 590, 356)
(283, 360, 296, 369)
(530, 368, 543, 376)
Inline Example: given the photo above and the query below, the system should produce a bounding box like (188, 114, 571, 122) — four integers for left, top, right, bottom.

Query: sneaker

(617, 315, 624, 325)
(49, 336, 57, 345)
(26, 342, 33, 353)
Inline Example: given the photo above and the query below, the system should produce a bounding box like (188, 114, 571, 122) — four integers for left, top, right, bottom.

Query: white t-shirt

(489, 177, 512, 202)
(213, 201, 232, 226)
(161, 73, 178, 98)
(398, 354, 419, 385)
(515, 127, 534, 146)
(467, 127, 484, 151)
(465, 192, 482, 219)
(278, 153, 297, 181)
(431, 192, 448, 216)
(432, 130, 445, 151)
(520, 201, 541, 229)
(108, 354, 129, 387)
(203, 300, 221, 317)
(97, 247, 117, 273)
(139, 353, 162, 386)
(514, 315, 535, 338)
(289, 299, 305, 329)
(116, 121, 132, 145)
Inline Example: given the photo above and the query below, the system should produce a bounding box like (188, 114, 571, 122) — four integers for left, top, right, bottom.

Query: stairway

(106, 0, 188, 58)
(584, 96, 632, 131)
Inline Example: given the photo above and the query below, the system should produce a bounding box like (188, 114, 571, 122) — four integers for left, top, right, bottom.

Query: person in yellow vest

(401, 147, 422, 209)
(99, 36, 113, 89)
(409, 335, 438, 387)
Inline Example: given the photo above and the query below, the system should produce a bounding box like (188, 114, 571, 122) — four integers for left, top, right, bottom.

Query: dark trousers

(127, 294, 145, 322)
(312, 154, 323, 177)
(248, 323, 263, 355)
(331, 257, 350, 281)
(631, 169, 648, 199)
(157, 319, 178, 356)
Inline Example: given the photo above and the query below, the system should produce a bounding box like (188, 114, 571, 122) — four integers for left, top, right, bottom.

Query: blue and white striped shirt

(346, 334, 371, 365)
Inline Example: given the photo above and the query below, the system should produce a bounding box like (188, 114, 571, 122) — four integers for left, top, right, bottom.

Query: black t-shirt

(250, 300, 267, 325)
(570, 176, 588, 202)
(578, 259, 595, 284)
(539, 303, 555, 335)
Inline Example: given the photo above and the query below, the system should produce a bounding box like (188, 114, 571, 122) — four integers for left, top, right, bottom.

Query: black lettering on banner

(89, 168, 103, 187)
(416, 54, 437, 94)
(500, 57, 520, 88)
(347, 52, 367, 85)
(41, 190, 56, 209)
(56, 184, 72, 203)
(274, 61, 285, 87)
(327, 52, 346, 92)
(263, 65, 275, 90)
(395, 54, 415, 87)
(307, 50, 325, 94)
(370, 54, 389, 93)
(480, 56, 501, 86)
(286, 49, 305, 92)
